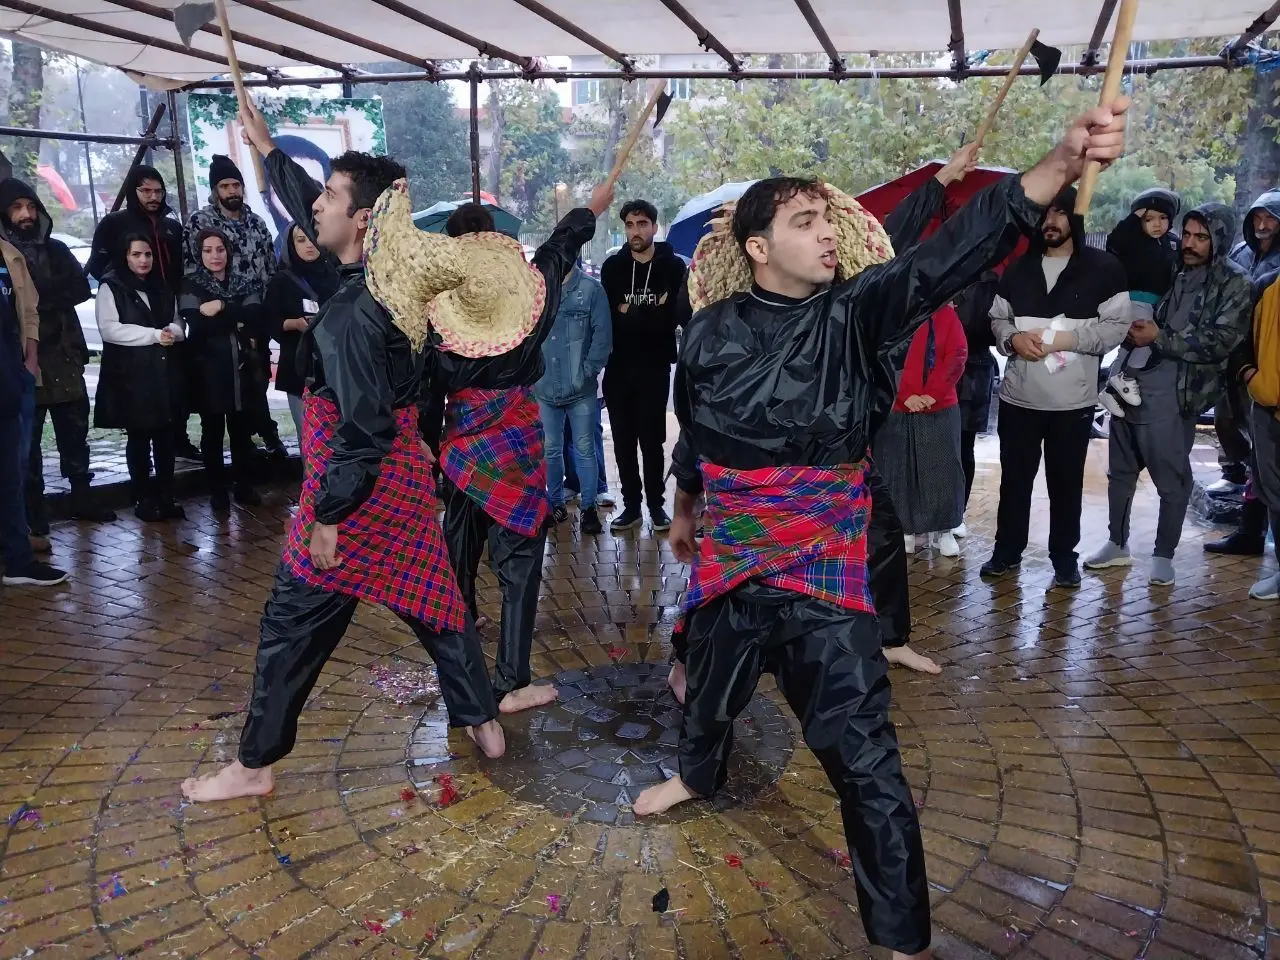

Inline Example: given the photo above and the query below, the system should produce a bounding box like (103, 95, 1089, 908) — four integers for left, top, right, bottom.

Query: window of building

(668, 78, 693, 100)
(573, 79, 602, 105)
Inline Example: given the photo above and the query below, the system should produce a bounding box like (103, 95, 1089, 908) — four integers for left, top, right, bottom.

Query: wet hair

(732, 177, 827, 253)
(620, 200, 658, 224)
(329, 151, 406, 216)
(446, 202, 495, 237)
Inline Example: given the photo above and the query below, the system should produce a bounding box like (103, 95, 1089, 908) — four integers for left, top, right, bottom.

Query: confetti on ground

(368, 663, 441, 705)
(651, 888, 669, 913)
(436, 775, 461, 808)
(546, 894, 561, 914)
(607, 647, 627, 661)
(99, 874, 127, 899)
(750, 879, 769, 890)
(399, 788, 416, 804)
(724, 854, 743, 868)
(6, 805, 29, 827)
(207, 711, 237, 721)
(829, 849, 852, 869)
(364, 910, 412, 935)
(321, 737, 343, 743)
(276, 854, 291, 865)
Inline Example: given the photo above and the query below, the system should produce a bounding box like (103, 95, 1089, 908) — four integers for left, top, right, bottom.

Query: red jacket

(892, 304, 968, 412)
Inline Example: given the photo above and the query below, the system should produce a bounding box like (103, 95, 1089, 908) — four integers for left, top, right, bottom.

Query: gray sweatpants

(1250, 402, 1280, 562)
(1107, 413, 1197, 559)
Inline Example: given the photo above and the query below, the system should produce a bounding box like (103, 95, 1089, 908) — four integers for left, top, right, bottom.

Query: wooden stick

(606, 81, 668, 190)
(1076, 0, 1139, 214)
(213, 0, 267, 192)
(974, 28, 1039, 148)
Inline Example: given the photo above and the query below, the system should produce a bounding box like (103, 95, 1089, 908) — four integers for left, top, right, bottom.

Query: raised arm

(526, 183, 614, 350)
(239, 104, 324, 249)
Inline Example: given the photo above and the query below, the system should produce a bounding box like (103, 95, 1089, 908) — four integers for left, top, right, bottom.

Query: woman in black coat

(94, 233, 186, 520)
(182, 228, 265, 511)
(262, 223, 340, 448)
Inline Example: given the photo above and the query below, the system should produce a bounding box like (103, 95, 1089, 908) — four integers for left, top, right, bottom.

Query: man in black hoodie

(599, 200, 687, 532)
(0, 178, 117, 538)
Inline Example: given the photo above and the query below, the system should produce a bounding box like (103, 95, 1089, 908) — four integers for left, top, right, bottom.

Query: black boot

(1205, 498, 1268, 556)
(25, 485, 51, 538)
(69, 477, 118, 523)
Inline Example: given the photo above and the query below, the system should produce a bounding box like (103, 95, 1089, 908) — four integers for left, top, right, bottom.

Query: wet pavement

(2, 433, 1279, 959)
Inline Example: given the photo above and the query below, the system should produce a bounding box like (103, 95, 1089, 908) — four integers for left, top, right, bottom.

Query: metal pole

(166, 90, 189, 222)
(469, 68, 481, 202)
(138, 87, 153, 164)
(75, 62, 100, 225)
(111, 102, 168, 212)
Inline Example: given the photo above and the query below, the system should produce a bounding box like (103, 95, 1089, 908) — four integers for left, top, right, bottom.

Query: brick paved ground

(2, 430, 1279, 960)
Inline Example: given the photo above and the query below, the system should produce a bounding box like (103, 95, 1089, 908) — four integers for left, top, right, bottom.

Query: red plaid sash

(283, 393, 468, 633)
(683, 461, 873, 616)
(440, 386, 549, 536)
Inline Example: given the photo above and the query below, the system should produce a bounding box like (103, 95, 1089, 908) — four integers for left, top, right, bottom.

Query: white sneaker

(951, 522, 968, 539)
(1249, 573, 1280, 600)
(935, 532, 960, 557)
(1098, 389, 1126, 419)
(1109, 373, 1142, 406)
(904, 534, 918, 553)
(1084, 541, 1133, 570)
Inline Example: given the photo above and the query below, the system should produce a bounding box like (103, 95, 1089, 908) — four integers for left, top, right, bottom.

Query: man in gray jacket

(983, 187, 1131, 587)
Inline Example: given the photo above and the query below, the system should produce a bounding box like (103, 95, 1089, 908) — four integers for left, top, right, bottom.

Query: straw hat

(688, 182, 894, 312)
(427, 231, 547, 358)
(365, 179, 466, 350)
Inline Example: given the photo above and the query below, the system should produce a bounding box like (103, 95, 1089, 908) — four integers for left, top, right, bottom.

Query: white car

(55, 235, 101, 352)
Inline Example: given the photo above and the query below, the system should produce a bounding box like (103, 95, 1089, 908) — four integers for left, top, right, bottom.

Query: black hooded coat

(87, 164, 186, 295)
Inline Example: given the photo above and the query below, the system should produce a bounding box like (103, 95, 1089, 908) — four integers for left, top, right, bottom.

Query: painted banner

(186, 93, 387, 251)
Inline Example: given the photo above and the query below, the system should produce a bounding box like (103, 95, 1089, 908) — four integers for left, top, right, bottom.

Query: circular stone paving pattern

(408, 661, 797, 825)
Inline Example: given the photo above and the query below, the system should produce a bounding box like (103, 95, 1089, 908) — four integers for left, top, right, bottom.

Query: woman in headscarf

(263, 223, 340, 448)
(93, 232, 186, 520)
(181, 227, 264, 511)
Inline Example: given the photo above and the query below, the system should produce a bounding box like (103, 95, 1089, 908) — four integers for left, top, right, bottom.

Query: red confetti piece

(436, 774, 461, 808)
(607, 646, 627, 661)
(364, 916, 386, 935)
(546, 893, 561, 914)
(829, 849, 852, 869)
(750, 879, 769, 890)
(724, 854, 743, 868)
(400, 788, 416, 804)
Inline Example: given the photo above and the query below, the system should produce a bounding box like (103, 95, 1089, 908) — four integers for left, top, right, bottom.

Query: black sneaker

(175, 439, 203, 462)
(1204, 531, 1265, 556)
(551, 505, 570, 525)
(233, 484, 262, 506)
(650, 507, 672, 532)
(1052, 563, 1082, 588)
(980, 556, 1020, 579)
(159, 501, 187, 521)
(211, 488, 231, 512)
(611, 507, 643, 531)
(3, 561, 69, 587)
(581, 507, 603, 535)
(134, 500, 165, 522)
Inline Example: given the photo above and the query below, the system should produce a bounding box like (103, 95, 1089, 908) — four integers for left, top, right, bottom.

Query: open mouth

(820, 251, 838, 268)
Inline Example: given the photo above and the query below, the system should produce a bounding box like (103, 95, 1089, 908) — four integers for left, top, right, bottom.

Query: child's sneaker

(1108, 372, 1142, 406)
(1098, 388, 1126, 419)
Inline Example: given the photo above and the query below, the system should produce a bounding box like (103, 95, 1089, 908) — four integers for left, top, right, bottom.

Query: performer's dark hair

(733, 177, 827, 252)
(446, 202, 496, 237)
(620, 200, 658, 223)
(329, 151, 406, 216)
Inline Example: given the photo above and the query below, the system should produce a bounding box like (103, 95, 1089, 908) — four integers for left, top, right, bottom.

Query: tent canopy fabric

(0, 1, 1274, 85)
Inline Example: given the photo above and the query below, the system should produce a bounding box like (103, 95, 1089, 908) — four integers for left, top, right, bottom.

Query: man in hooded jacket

(1084, 205, 1252, 584)
(0, 178, 116, 538)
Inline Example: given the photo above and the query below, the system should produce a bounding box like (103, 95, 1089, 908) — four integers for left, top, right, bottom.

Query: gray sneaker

(1149, 556, 1175, 586)
(1249, 573, 1280, 600)
(1083, 541, 1132, 570)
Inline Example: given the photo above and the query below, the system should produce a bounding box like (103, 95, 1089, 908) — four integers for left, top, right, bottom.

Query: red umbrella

(36, 164, 77, 212)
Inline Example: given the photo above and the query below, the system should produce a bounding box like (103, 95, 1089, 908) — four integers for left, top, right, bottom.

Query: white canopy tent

(0, 0, 1276, 87)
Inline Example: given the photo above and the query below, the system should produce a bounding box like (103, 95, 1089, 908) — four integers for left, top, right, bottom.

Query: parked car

(52, 234, 102, 352)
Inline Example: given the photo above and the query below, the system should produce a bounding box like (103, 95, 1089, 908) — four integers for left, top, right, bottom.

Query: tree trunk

(1233, 64, 1280, 222)
(601, 82, 629, 180)
(6, 43, 44, 181)
(485, 76, 505, 199)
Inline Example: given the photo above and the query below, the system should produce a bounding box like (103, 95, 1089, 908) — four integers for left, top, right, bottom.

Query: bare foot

(634, 775, 697, 816)
(667, 663, 687, 705)
(892, 950, 932, 960)
(181, 760, 274, 802)
(499, 684, 559, 714)
(884, 645, 942, 675)
(466, 719, 506, 758)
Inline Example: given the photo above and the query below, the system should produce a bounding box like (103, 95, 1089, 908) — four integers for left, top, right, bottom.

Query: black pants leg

(679, 591, 930, 955)
(125, 430, 155, 501)
(604, 377, 643, 512)
(227, 410, 258, 485)
(442, 478, 492, 623)
(395, 612, 500, 728)
(152, 430, 176, 503)
(1043, 407, 1095, 567)
(993, 401, 1046, 564)
(960, 429, 979, 505)
(636, 366, 670, 512)
(488, 522, 546, 699)
(201, 412, 229, 491)
(867, 469, 910, 649)
(24, 404, 50, 534)
(1215, 383, 1252, 484)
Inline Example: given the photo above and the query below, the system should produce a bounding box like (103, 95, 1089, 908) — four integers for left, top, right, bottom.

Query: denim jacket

(535, 268, 612, 405)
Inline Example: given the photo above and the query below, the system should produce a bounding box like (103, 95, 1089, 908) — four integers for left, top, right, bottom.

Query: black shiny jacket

(671, 176, 1044, 496)
(418, 207, 597, 451)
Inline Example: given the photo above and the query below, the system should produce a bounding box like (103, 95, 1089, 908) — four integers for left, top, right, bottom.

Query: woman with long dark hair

(182, 228, 264, 511)
(94, 233, 186, 520)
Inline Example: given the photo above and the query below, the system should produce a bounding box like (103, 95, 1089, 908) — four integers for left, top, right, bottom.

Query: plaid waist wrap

(441, 386, 549, 536)
(283, 393, 468, 632)
(682, 460, 874, 615)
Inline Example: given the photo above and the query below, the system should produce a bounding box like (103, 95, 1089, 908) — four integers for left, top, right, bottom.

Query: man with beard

(599, 200, 687, 533)
(1084, 205, 1252, 585)
(632, 101, 1131, 960)
(983, 187, 1130, 588)
(185, 155, 285, 458)
(0, 178, 117, 543)
(87, 166, 198, 460)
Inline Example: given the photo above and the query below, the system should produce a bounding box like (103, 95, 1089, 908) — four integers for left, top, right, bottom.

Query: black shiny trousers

(238, 563, 498, 769)
(866, 469, 911, 649)
(678, 587, 931, 955)
(441, 478, 546, 700)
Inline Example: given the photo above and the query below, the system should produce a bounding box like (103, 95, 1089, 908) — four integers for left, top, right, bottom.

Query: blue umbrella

(665, 181, 759, 259)
(413, 200, 523, 238)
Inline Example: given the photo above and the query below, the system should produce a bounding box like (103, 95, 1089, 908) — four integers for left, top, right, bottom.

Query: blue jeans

(540, 397, 599, 509)
(2, 370, 36, 570)
(564, 397, 608, 497)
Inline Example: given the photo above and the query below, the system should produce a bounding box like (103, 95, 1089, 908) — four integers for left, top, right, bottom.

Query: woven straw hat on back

(688, 182, 895, 312)
(365, 179, 466, 350)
